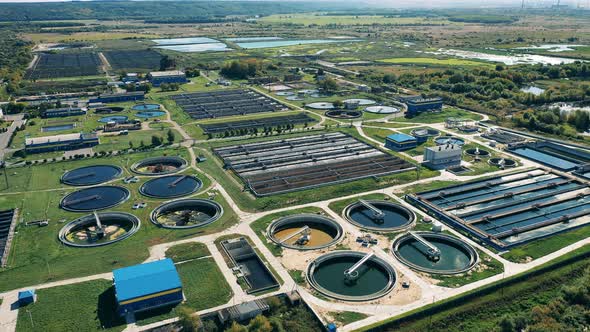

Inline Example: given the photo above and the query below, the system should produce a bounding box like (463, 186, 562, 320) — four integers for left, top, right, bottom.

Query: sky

(0, 0, 580, 7)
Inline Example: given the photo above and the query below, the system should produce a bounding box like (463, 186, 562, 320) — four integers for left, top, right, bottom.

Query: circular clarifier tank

(140, 175, 202, 199)
(465, 148, 490, 157)
(131, 156, 188, 176)
(59, 212, 140, 248)
(344, 200, 415, 232)
(343, 98, 376, 106)
(98, 115, 128, 124)
(410, 128, 440, 138)
(435, 136, 465, 146)
(306, 102, 335, 110)
(325, 110, 362, 119)
(61, 165, 123, 186)
(307, 251, 396, 301)
(268, 214, 343, 250)
(151, 199, 223, 229)
(364, 106, 400, 114)
(489, 157, 517, 168)
(276, 91, 294, 96)
(60, 186, 130, 212)
(392, 232, 478, 274)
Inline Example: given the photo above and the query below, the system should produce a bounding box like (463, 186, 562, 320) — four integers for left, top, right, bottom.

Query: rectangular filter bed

(200, 113, 314, 134)
(508, 141, 590, 172)
(170, 89, 287, 120)
(220, 238, 279, 294)
(214, 132, 415, 196)
(407, 168, 590, 249)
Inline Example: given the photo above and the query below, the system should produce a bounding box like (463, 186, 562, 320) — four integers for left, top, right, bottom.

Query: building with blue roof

(385, 133, 417, 151)
(18, 289, 36, 306)
(113, 258, 183, 317)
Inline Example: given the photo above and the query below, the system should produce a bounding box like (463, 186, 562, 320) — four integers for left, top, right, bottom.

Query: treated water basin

(140, 175, 202, 199)
(345, 200, 414, 231)
(393, 232, 478, 274)
(61, 165, 122, 186)
(132, 104, 160, 111)
(60, 186, 130, 212)
(42, 124, 75, 132)
(98, 116, 128, 124)
(307, 251, 396, 301)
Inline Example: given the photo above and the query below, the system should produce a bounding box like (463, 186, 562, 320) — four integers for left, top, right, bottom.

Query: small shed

(18, 289, 36, 306)
(385, 133, 417, 151)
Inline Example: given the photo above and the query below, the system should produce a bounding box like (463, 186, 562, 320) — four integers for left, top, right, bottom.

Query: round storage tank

(344, 200, 415, 232)
(61, 165, 123, 186)
(364, 106, 399, 114)
(59, 212, 140, 247)
(60, 186, 130, 212)
(392, 232, 478, 275)
(268, 214, 343, 250)
(131, 156, 188, 176)
(151, 199, 223, 229)
(307, 251, 396, 301)
(140, 175, 202, 199)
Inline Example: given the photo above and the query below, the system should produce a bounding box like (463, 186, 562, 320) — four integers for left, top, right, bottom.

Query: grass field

(259, 14, 454, 26)
(0, 148, 240, 292)
(378, 57, 493, 67)
(24, 32, 161, 43)
(359, 244, 590, 332)
(165, 242, 210, 263)
(15, 257, 232, 331)
(16, 280, 125, 332)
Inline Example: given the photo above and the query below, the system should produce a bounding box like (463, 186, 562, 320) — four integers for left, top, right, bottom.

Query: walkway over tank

(344, 252, 375, 281)
(409, 231, 441, 261)
(358, 199, 385, 221)
(279, 226, 310, 244)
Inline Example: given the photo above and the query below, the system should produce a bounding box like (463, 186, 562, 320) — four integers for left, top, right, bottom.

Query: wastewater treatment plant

(3, 4, 590, 332)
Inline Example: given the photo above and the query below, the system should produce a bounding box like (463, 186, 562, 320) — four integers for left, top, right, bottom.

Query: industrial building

(385, 133, 417, 151)
(148, 70, 187, 87)
(113, 258, 183, 317)
(401, 96, 443, 117)
(89, 91, 145, 104)
(24, 133, 99, 154)
(0, 209, 17, 267)
(41, 107, 86, 119)
(407, 169, 590, 249)
(423, 144, 462, 169)
(218, 300, 270, 324)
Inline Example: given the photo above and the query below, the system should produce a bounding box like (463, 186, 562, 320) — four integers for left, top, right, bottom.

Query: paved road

(0, 115, 24, 160)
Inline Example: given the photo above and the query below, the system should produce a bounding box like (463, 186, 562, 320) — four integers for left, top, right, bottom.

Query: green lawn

(502, 225, 590, 263)
(165, 242, 210, 263)
(359, 245, 590, 332)
(331, 311, 369, 326)
(0, 149, 239, 292)
(16, 280, 126, 332)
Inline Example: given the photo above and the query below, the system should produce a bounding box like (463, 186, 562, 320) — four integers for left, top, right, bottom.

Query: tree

(333, 99, 344, 109)
(318, 78, 338, 93)
(248, 315, 272, 332)
(177, 306, 201, 332)
(225, 321, 247, 332)
(166, 129, 175, 144)
(160, 55, 176, 70)
(151, 135, 163, 146)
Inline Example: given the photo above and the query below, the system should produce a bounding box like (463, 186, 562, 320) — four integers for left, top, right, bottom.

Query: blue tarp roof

(387, 133, 416, 143)
(18, 290, 35, 300)
(113, 258, 182, 302)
